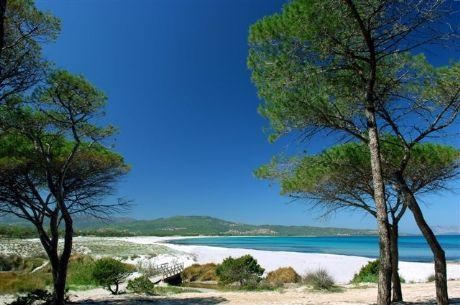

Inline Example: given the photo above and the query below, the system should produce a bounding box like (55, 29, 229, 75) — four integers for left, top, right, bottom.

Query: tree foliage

(248, 0, 459, 143)
(216, 255, 265, 287)
(92, 258, 133, 295)
(0, 0, 60, 102)
(255, 139, 460, 217)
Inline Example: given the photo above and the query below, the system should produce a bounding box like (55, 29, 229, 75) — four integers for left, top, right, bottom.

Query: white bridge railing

(152, 262, 185, 280)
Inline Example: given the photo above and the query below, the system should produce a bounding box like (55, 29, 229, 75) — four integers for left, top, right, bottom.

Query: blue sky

(36, 0, 459, 233)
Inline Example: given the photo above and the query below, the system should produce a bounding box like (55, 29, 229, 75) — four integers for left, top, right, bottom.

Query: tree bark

(53, 217, 73, 305)
(0, 0, 6, 55)
(390, 224, 402, 302)
(396, 175, 449, 305)
(365, 107, 392, 305)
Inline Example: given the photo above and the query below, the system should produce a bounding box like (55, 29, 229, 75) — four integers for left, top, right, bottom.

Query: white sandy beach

(111, 236, 460, 284)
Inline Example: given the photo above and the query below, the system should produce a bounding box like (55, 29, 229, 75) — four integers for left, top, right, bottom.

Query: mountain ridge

(1, 215, 378, 237)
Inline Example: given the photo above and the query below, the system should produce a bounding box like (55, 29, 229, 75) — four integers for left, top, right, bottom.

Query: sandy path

(66, 281, 460, 305)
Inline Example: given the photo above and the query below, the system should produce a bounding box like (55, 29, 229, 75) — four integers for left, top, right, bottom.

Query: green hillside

(0, 215, 377, 237)
(108, 216, 377, 236)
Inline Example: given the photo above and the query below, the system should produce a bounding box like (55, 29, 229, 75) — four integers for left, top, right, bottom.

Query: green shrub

(92, 258, 133, 294)
(67, 255, 97, 288)
(351, 260, 379, 284)
(427, 274, 436, 282)
(266, 267, 301, 285)
(182, 263, 218, 282)
(127, 276, 155, 295)
(303, 269, 335, 290)
(216, 255, 264, 288)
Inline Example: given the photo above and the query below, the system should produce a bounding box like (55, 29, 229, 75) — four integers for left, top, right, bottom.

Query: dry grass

(0, 271, 52, 294)
(0, 255, 46, 272)
(266, 267, 301, 285)
(303, 269, 336, 291)
(182, 263, 218, 282)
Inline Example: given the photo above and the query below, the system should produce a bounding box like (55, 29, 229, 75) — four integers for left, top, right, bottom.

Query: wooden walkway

(152, 262, 185, 282)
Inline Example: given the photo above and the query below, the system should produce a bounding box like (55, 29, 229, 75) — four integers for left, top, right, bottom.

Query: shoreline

(109, 236, 460, 284)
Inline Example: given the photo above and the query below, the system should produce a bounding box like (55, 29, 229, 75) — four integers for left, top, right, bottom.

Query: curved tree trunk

(396, 176, 448, 305)
(409, 198, 448, 305)
(390, 224, 402, 302)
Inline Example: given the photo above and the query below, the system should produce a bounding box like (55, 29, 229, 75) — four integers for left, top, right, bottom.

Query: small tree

(92, 258, 132, 295)
(216, 255, 264, 287)
(0, 70, 129, 305)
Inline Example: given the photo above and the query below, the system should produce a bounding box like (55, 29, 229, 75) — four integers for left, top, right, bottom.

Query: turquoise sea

(169, 235, 460, 262)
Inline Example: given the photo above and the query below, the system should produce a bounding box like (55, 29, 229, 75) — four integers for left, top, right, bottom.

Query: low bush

(67, 255, 97, 288)
(303, 269, 335, 290)
(216, 255, 265, 288)
(127, 276, 155, 295)
(0, 272, 52, 294)
(6, 289, 55, 305)
(92, 257, 134, 294)
(427, 274, 436, 282)
(182, 263, 218, 282)
(351, 260, 379, 284)
(266, 267, 301, 285)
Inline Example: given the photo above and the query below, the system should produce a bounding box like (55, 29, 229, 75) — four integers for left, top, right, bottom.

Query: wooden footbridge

(151, 262, 185, 284)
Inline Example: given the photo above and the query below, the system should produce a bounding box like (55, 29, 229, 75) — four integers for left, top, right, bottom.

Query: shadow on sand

(72, 296, 228, 305)
(370, 298, 460, 305)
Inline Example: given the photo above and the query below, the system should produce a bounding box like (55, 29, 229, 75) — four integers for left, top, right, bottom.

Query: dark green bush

(7, 289, 55, 305)
(216, 255, 264, 288)
(127, 276, 155, 295)
(303, 269, 335, 290)
(351, 260, 379, 283)
(92, 258, 133, 294)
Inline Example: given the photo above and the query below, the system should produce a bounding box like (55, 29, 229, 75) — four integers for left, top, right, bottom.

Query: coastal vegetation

(182, 263, 219, 283)
(303, 269, 336, 291)
(216, 255, 265, 288)
(0, 0, 130, 303)
(256, 139, 459, 299)
(92, 258, 134, 295)
(266, 267, 301, 285)
(0, 0, 458, 304)
(249, 0, 459, 304)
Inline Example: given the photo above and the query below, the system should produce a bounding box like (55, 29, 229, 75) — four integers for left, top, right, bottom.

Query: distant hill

(77, 216, 376, 236)
(0, 215, 376, 237)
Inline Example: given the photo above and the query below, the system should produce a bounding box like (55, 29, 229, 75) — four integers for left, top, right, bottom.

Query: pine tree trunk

(404, 191, 448, 305)
(390, 224, 402, 302)
(365, 107, 392, 305)
(394, 173, 448, 305)
(53, 218, 73, 305)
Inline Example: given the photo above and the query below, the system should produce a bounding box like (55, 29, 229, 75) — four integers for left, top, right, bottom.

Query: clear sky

(36, 0, 459, 233)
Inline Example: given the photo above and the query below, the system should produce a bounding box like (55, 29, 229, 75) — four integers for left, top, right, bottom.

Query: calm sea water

(169, 235, 460, 262)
